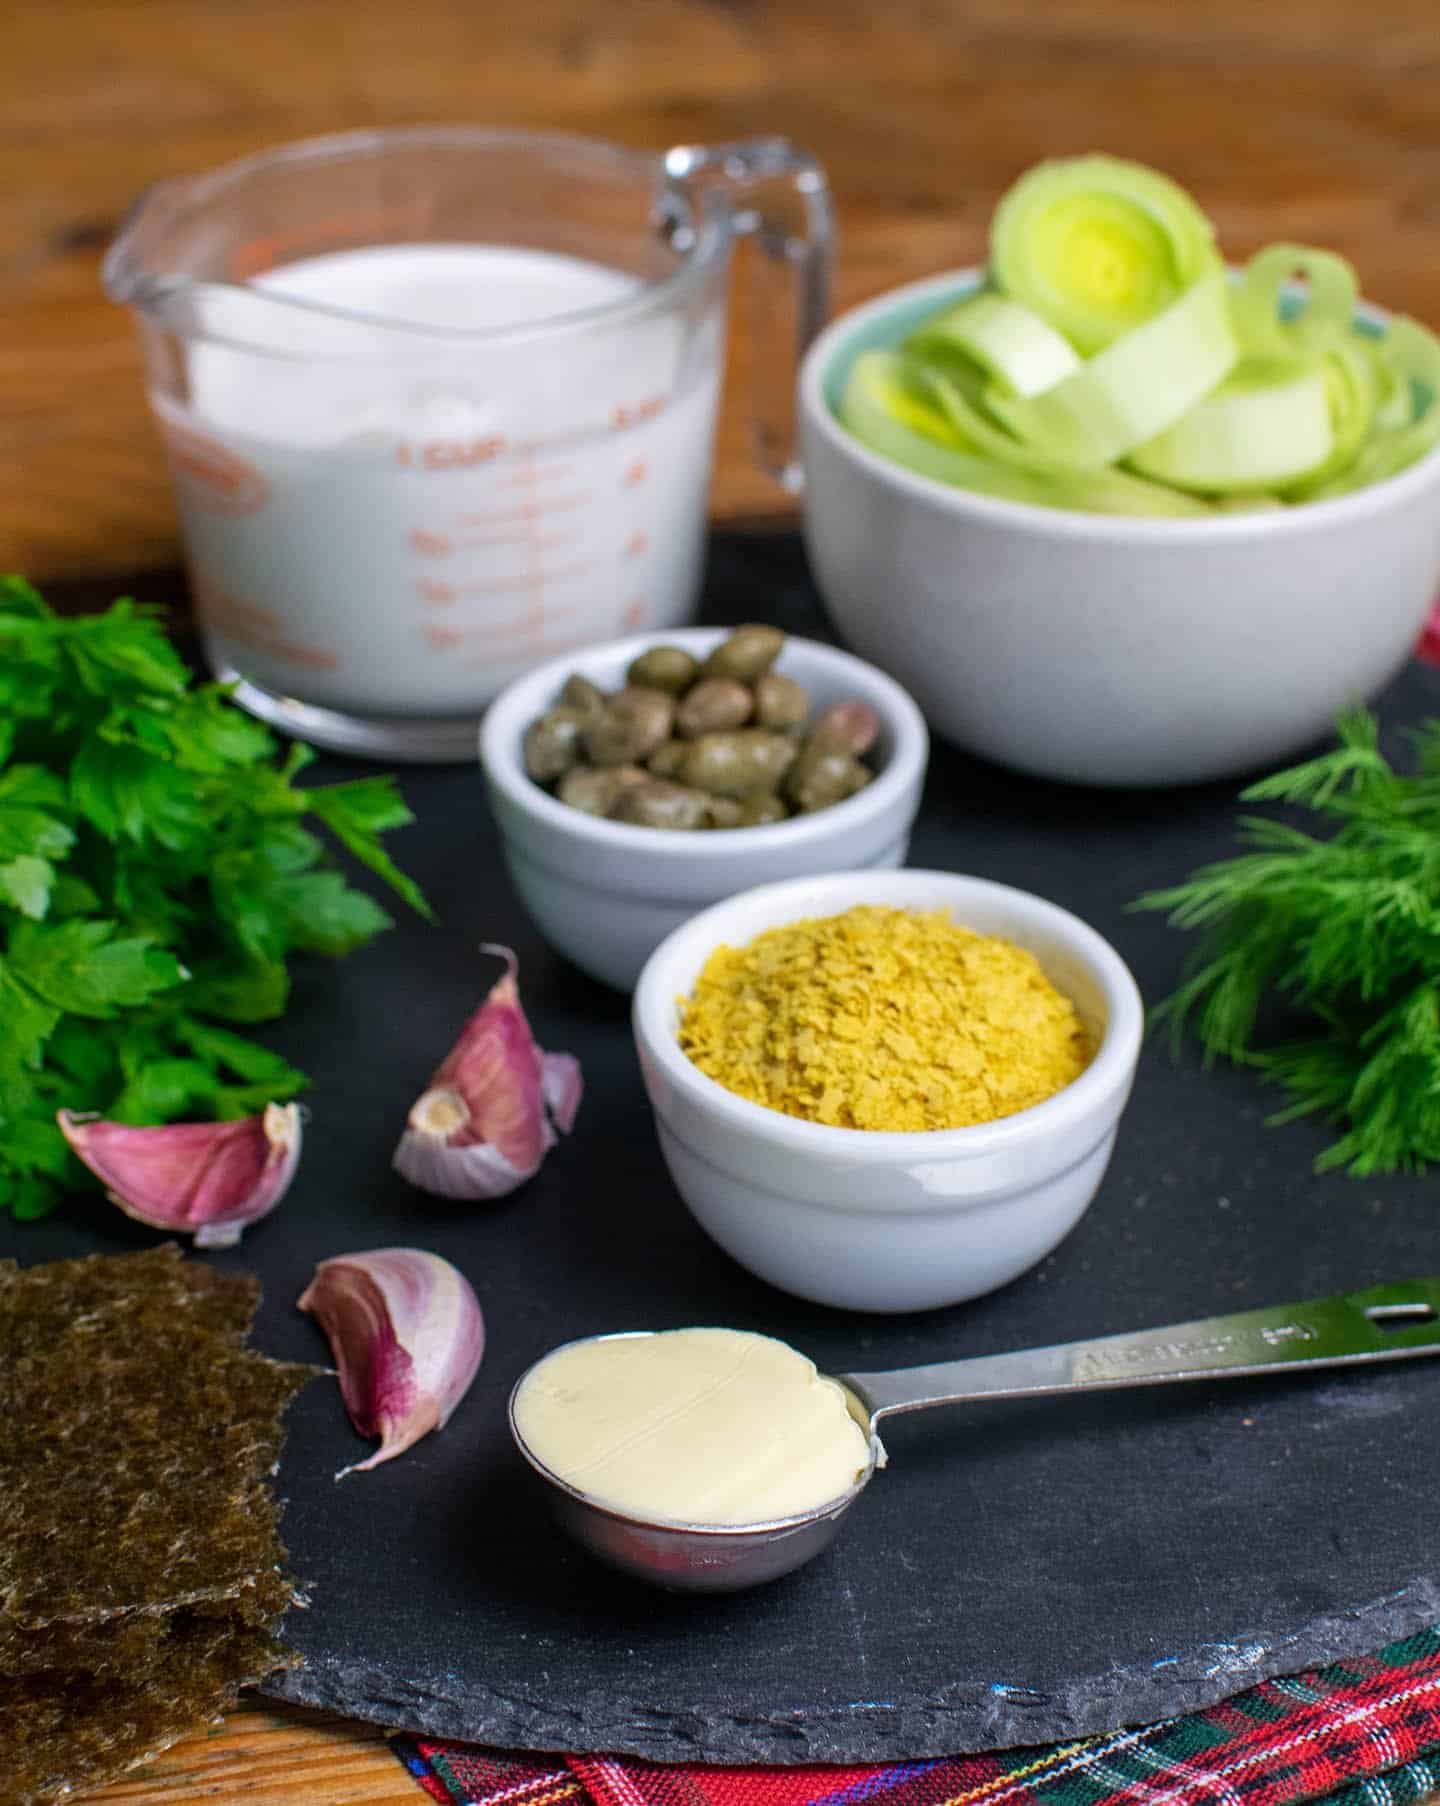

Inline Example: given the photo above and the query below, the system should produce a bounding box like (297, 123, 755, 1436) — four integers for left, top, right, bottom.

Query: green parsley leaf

(0, 578, 429, 1220)
(63, 598, 189, 697)
(8, 920, 186, 1017)
(0, 959, 62, 1081)
(307, 779, 434, 921)
(0, 765, 74, 863)
(0, 856, 53, 919)
(70, 738, 211, 850)
(183, 957, 291, 1024)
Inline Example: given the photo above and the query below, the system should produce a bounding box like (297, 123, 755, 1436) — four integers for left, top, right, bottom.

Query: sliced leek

(1277, 339, 1380, 496)
(990, 155, 1221, 355)
(985, 272, 1238, 468)
(834, 156, 1440, 517)
(840, 352, 1210, 517)
(1128, 357, 1334, 492)
(839, 352, 1064, 507)
(1304, 317, 1440, 497)
(1232, 244, 1360, 357)
(908, 292, 1081, 397)
(925, 369, 1094, 475)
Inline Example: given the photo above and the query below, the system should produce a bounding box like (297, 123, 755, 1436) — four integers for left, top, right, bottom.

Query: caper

(701, 624, 785, 682)
(703, 796, 746, 829)
(608, 779, 711, 831)
(522, 707, 587, 783)
(735, 791, 789, 827)
(680, 729, 798, 798)
(785, 744, 873, 813)
(557, 763, 648, 815)
(753, 671, 808, 733)
(582, 685, 676, 766)
(676, 677, 753, 739)
(647, 738, 689, 779)
(560, 673, 608, 715)
(807, 700, 881, 760)
(627, 645, 700, 695)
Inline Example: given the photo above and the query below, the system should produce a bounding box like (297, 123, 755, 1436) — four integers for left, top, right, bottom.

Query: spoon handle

(840, 1275, 1440, 1423)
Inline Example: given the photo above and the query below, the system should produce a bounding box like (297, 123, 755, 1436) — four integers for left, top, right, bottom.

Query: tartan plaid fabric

(392, 1626, 1440, 1806)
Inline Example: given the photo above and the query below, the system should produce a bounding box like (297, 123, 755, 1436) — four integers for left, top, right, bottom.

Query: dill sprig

(1135, 708, 1440, 1176)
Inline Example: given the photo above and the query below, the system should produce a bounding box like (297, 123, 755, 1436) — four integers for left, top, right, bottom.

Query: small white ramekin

(632, 869, 1143, 1313)
(479, 628, 929, 991)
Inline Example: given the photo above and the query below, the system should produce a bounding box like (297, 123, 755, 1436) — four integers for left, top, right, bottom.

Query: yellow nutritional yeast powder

(678, 905, 1094, 1131)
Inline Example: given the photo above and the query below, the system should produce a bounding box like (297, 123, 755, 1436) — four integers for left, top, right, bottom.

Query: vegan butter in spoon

(512, 1328, 872, 1526)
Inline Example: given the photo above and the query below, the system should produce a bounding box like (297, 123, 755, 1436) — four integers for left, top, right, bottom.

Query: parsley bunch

(0, 577, 429, 1221)
(1137, 709, 1440, 1177)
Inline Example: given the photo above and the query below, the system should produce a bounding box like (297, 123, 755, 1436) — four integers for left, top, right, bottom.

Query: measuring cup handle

(840, 1275, 1440, 1422)
(664, 137, 833, 495)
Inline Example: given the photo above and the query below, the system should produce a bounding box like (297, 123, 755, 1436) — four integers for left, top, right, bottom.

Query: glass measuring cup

(104, 128, 832, 760)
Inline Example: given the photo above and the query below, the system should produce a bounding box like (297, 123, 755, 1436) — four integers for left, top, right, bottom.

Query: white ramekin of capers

(479, 627, 929, 990)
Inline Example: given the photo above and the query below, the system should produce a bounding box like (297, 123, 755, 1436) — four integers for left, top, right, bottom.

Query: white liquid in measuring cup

(159, 245, 723, 718)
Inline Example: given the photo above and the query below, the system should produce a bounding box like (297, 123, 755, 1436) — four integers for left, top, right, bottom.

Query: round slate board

(12, 538, 1440, 1764)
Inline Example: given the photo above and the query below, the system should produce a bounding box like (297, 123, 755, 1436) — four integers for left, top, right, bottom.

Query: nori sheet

(0, 1246, 312, 1803)
(0, 1255, 311, 1630)
(0, 1617, 292, 1806)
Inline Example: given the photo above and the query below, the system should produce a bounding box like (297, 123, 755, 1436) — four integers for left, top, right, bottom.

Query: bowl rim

(478, 627, 930, 859)
(632, 868, 1145, 1164)
(799, 264, 1440, 543)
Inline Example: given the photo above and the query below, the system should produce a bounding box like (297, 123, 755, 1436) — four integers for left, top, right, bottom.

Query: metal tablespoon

(508, 1276, 1440, 1593)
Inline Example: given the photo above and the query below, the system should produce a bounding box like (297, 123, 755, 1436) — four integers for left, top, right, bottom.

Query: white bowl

(479, 629, 929, 991)
(800, 267, 1440, 788)
(632, 869, 1143, 1313)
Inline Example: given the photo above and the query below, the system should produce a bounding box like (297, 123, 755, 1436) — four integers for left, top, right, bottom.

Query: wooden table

(8, 0, 1440, 1797)
(8, 0, 1440, 586)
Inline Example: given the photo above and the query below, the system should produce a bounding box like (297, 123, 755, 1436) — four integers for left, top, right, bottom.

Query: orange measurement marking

(498, 462, 576, 489)
(623, 531, 649, 559)
(448, 562, 591, 601)
(457, 493, 594, 526)
(454, 605, 585, 638)
(409, 529, 454, 558)
(425, 605, 587, 651)
(417, 579, 458, 605)
(159, 421, 269, 517)
(464, 627, 603, 666)
(622, 598, 647, 628)
(458, 527, 581, 552)
(623, 460, 648, 487)
(397, 435, 506, 471)
(188, 572, 340, 670)
(612, 395, 665, 431)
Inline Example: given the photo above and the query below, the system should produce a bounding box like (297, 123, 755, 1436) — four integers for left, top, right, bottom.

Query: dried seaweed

(0, 1246, 313, 1804)
(0, 1263, 310, 1629)
(1, 1616, 292, 1806)
(3, 1571, 297, 1676)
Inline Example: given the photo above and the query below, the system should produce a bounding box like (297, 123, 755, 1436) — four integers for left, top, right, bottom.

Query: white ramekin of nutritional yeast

(632, 868, 1143, 1314)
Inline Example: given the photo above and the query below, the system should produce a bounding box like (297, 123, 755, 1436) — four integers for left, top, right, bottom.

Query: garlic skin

(393, 944, 581, 1200)
(57, 1102, 301, 1248)
(297, 1248, 484, 1479)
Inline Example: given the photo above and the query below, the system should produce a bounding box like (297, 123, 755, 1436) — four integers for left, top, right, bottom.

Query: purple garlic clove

(297, 1248, 485, 1479)
(57, 1102, 301, 1248)
(393, 944, 582, 1200)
